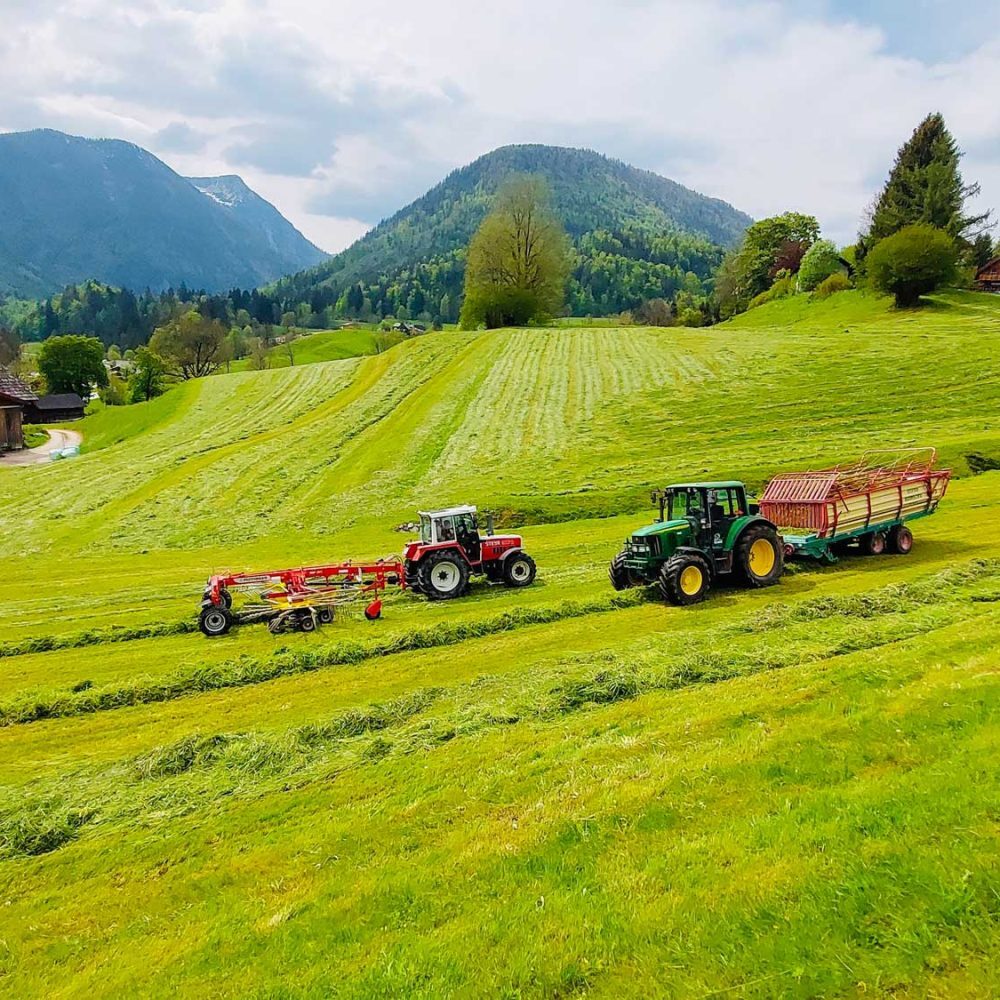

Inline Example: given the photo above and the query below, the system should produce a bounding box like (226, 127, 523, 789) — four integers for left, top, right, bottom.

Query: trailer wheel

(199, 606, 233, 637)
(318, 607, 334, 624)
(861, 531, 887, 556)
(503, 552, 536, 588)
(658, 554, 712, 606)
(735, 525, 784, 588)
(299, 612, 316, 632)
(417, 551, 470, 600)
(888, 526, 913, 555)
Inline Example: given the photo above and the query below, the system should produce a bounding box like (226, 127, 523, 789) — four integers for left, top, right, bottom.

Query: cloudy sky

(1, 0, 997, 252)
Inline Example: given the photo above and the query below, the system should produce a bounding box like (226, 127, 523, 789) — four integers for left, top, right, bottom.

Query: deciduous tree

(460, 176, 572, 329)
(37, 334, 107, 397)
(127, 347, 167, 403)
(149, 310, 229, 379)
(867, 224, 957, 307)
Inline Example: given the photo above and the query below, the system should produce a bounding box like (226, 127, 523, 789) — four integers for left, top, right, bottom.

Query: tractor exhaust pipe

(486, 513, 495, 536)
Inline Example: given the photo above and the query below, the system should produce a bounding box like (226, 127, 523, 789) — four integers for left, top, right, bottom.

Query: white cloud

(0, 0, 997, 252)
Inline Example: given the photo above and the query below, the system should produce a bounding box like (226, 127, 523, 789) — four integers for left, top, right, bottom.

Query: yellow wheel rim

(749, 538, 776, 576)
(679, 565, 703, 595)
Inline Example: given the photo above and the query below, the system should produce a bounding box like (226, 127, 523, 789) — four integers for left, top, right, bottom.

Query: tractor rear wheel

(417, 551, 470, 600)
(609, 552, 643, 591)
(888, 525, 913, 555)
(658, 553, 712, 606)
(861, 531, 887, 556)
(403, 560, 424, 595)
(735, 525, 784, 588)
(199, 606, 233, 637)
(503, 552, 536, 588)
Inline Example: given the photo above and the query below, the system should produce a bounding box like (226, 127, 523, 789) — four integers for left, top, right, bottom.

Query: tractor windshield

(420, 515, 433, 544)
(668, 489, 704, 520)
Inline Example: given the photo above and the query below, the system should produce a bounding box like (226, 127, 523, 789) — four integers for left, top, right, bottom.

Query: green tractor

(609, 481, 784, 605)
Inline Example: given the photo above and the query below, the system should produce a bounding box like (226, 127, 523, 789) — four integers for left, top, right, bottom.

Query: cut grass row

(1, 585, 997, 996)
(3, 560, 994, 852)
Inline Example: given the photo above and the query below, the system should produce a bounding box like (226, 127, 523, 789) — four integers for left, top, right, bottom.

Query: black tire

(202, 589, 233, 609)
(609, 552, 643, 591)
(364, 606, 382, 621)
(299, 612, 316, 632)
(658, 553, 712, 606)
(199, 606, 233, 637)
(403, 560, 424, 595)
(861, 531, 887, 556)
(888, 525, 913, 555)
(318, 607, 334, 624)
(417, 550, 470, 600)
(734, 524, 784, 588)
(503, 551, 536, 588)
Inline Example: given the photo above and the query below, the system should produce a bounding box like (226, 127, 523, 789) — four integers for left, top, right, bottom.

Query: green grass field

(226, 327, 380, 372)
(1, 290, 998, 997)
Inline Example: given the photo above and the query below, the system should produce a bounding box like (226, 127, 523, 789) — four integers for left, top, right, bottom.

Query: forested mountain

(272, 145, 752, 323)
(0, 130, 326, 297)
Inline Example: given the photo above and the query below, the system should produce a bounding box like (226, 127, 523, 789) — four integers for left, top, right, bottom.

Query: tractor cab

(652, 482, 751, 549)
(418, 505, 488, 560)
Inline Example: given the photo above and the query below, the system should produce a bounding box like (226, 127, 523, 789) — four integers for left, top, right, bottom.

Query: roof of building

(34, 392, 85, 410)
(0, 368, 38, 403)
(976, 256, 1000, 276)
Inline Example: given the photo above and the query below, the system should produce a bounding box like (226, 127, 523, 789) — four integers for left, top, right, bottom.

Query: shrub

(798, 239, 844, 291)
(748, 273, 795, 310)
(867, 224, 958, 307)
(812, 272, 852, 299)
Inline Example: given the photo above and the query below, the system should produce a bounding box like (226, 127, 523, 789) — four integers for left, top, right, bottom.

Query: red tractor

(403, 505, 537, 599)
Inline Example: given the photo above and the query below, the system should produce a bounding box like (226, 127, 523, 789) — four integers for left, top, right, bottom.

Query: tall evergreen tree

(859, 113, 990, 260)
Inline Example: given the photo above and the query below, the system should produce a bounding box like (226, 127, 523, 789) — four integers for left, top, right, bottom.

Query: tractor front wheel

(417, 551, 470, 600)
(888, 525, 913, 555)
(503, 552, 537, 588)
(735, 525, 784, 588)
(658, 554, 712, 606)
(609, 552, 643, 591)
(199, 606, 233, 637)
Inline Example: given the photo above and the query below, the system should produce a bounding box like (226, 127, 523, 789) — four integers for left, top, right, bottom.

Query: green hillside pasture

(0, 290, 999, 996)
(228, 326, 379, 372)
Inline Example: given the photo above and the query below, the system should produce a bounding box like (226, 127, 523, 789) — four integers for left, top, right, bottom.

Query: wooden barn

(0, 369, 38, 451)
(976, 257, 1000, 293)
(24, 392, 86, 423)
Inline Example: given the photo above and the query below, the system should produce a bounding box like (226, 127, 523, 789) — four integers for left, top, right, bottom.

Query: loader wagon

(760, 448, 951, 561)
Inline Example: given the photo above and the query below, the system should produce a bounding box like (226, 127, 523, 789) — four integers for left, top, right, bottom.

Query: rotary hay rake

(199, 559, 405, 637)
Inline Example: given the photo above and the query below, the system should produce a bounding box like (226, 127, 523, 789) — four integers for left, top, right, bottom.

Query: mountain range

(271, 144, 752, 320)
(0, 130, 326, 298)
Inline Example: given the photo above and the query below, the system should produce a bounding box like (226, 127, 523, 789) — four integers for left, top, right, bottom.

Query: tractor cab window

(707, 489, 736, 521)
(668, 489, 702, 520)
(420, 515, 433, 544)
(436, 516, 456, 542)
(455, 512, 478, 538)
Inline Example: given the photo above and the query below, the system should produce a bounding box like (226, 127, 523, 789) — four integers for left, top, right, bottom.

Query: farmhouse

(976, 257, 1000, 292)
(24, 392, 87, 423)
(0, 369, 38, 451)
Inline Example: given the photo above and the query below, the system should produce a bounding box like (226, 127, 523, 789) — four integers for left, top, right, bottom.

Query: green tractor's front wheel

(658, 553, 712, 606)
(609, 552, 643, 591)
(735, 525, 784, 588)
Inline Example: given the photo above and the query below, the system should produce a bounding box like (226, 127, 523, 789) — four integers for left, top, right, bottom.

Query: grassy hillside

(1, 290, 998, 996)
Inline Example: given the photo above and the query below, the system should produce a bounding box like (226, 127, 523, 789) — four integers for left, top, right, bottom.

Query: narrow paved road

(0, 428, 83, 466)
